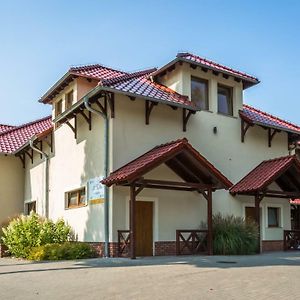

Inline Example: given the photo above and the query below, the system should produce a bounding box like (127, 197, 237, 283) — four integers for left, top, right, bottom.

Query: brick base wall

(87, 242, 119, 257)
(155, 241, 177, 256)
(262, 240, 284, 252)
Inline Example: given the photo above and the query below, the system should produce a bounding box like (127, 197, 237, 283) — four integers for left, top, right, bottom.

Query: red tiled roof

(153, 52, 259, 87)
(230, 155, 298, 194)
(290, 199, 300, 205)
(0, 116, 53, 154)
(69, 64, 126, 80)
(102, 138, 232, 188)
(241, 104, 300, 135)
(99, 68, 197, 110)
(40, 64, 127, 103)
(0, 124, 15, 134)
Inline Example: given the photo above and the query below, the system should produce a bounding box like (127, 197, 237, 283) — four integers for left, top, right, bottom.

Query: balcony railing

(284, 230, 300, 251)
(117, 230, 130, 257)
(176, 230, 208, 255)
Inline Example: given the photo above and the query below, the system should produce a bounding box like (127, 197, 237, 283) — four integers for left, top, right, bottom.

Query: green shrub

(28, 242, 97, 261)
(212, 213, 259, 255)
(1, 212, 72, 258)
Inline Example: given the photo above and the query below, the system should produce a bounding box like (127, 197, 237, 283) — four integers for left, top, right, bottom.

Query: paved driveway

(0, 252, 299, 300)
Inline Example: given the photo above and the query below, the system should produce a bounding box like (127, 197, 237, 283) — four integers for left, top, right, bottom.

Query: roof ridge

(100, 68, 157, 86)
(69, 63, 128, 75)
(0, 115, 52, 137)
(177, 52, 258, 81)
(262, 154, 296, 163)
(243, 104, 300, 130)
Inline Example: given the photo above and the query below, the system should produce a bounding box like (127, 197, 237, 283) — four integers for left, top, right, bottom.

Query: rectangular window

(26, 201, 36, 215)
(65, 187, 86, 209)
(191, 76, 209, 110)
(268, 207, 280, 227)
(65, 90, 74, 109)
(55, 99, 63, 118)
(218, 84, 233, 116)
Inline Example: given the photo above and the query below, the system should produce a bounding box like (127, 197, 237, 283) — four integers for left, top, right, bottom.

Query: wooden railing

(176, 230, 208, 255)
(284, 230, 300, 251)
(117, 230, 130, 257)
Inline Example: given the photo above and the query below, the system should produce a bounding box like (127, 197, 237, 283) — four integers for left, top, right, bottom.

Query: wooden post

(130, 185, 136, 259)
(207, 188, 213, 255)
(255, 195, 261, 253)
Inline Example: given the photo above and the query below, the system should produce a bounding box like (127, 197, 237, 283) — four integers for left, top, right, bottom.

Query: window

(191, 76, 209, 110)
(65, 90, 74, 109)
(218, 84, 233, 116)
(65, 187, 86, 209)
(55, 99, 63, 118)
(268, 207, 280, 227)
(26, 201, 36, 215)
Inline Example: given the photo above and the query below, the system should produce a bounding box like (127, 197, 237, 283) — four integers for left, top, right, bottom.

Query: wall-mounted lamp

(213, 126, 218, 134)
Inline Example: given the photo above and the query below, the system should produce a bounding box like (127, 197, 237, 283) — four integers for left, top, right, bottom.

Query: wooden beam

(254, 194, 264, 253)
(94, 98, 107, 116)
(182, 109, 194, 132)
(79, 109, 92, 131)
(17, 153, 25, 168)
(65, 118, 77, 139)
(134, 179, 211, 190)
(25, 150, 33, 164)
(241, 119, 252, 143)
(145, 100, 157, 125)
(206, 188, 213, 255)
(130, 184, 136, 259)
(169, 157, 204, 183)
(268, 128, 280, 147)
(262, 189, 300, 198)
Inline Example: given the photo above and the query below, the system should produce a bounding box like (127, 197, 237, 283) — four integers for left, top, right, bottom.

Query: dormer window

(218, 84, 233, 116)
(191, 76, 208, 110)
(55, 99, 63, 118)
(66, 90, 74, 109)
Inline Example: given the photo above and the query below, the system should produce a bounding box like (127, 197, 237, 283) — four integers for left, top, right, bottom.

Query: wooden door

(245, 207, 256, 223)
(136, 201, 153, 256)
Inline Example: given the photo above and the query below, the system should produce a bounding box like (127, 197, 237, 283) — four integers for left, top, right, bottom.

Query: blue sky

(1, 0, 299, 125)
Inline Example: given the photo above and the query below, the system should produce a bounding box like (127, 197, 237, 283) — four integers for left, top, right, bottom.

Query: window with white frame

(267, 207, 280, 227)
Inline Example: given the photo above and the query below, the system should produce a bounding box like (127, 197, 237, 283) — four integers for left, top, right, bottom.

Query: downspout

(84, 97, 110, 258)
(29, 137, 49, 218)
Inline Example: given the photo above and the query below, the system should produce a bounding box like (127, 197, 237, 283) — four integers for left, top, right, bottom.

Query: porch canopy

(230, 155, 300, 251)
(102, 138, 232, 258)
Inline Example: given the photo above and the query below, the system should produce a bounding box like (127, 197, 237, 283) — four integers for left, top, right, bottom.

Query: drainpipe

(29, 137, 49, 218)
(84, 97, 110, 258)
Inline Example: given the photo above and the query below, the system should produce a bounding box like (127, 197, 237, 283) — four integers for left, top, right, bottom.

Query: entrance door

(245, 206, 262, 233)
(136, 201, 153, 256)
(245, 207, 256, 223)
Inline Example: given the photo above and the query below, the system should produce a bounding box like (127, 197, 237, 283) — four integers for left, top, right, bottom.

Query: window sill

(217, 112, 238, 119)
(267, 226, 282, 229)
(65, 204, 87, 210)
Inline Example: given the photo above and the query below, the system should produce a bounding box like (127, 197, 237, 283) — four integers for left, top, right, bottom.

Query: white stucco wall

(22, 64, 293, 245)
(0, 155, 24, 225)
(110, 88, 290, 243)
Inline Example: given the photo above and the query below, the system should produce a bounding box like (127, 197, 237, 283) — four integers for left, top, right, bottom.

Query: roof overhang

(152, 57, 260, 89)
(239, 110, 300, 136)
(230, 155, 300, 199)
(102, 138, 232, 190)
(53, 84, 199, 125)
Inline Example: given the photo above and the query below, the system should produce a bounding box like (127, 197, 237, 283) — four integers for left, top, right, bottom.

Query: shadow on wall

(77, 114, 105, 243)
